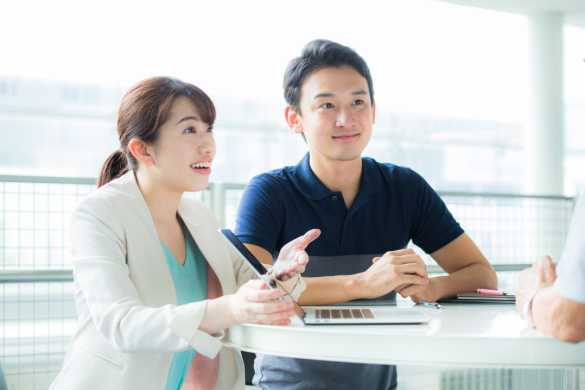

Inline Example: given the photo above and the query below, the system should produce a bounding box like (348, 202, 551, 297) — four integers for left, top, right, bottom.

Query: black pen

(419, 301, 442, 309)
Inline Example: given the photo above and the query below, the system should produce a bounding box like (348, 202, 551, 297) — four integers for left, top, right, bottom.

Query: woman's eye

(185, 127, 195, 133)
(321, 103, 334, 109)
(206, 126, 213, 133)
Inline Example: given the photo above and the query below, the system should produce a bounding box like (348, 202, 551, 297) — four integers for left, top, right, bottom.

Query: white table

(227, 301, 585, 369)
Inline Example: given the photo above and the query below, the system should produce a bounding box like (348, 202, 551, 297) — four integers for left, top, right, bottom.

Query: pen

(477, 289, 508, 296)
(419, 301, 442, 309)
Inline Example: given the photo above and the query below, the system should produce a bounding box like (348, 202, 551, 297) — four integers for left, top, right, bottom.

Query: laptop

(219, 229, 430, 325)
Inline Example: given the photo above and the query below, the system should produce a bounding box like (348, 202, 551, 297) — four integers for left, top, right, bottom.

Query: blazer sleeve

(69, 195, 222, 358)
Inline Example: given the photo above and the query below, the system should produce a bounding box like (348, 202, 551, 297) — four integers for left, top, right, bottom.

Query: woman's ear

(285, 106, 303, 134)
(128, 138, 154, 166)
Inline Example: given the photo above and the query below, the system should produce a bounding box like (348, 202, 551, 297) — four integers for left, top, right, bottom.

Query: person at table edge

(516, 190, 585, 343)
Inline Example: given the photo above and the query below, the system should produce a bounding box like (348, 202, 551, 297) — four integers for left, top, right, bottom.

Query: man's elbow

(480, 263, 498, 289)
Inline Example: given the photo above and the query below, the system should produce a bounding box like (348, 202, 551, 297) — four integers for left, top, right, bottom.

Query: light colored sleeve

(70, 195, 222, 358)
(554, 192, 585, 304)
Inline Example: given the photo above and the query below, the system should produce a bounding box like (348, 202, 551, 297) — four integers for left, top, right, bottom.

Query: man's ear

(285, 106, 303, 134)
(128, 138, 154, 166)
(372, 101, 376, 125)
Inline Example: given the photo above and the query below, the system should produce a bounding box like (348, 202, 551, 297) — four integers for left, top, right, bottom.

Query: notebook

(455, 292, 516, 303)
(219, 229, 430, 325)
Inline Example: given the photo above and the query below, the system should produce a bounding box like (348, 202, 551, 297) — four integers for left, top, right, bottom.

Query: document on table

(439, 292, 516, 304)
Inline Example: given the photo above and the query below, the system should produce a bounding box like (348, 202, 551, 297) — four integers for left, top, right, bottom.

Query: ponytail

(97, 150, 129, 188)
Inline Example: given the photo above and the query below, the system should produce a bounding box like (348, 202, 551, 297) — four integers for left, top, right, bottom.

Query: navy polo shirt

(236, 152, 463, 259)
(235, 153, 464, 390)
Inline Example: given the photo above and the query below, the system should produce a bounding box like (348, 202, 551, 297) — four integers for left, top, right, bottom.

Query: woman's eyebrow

(177, 115, 200, 124)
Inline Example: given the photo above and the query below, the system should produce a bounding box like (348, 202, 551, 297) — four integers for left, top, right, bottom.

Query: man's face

(290, 65, 375, 165)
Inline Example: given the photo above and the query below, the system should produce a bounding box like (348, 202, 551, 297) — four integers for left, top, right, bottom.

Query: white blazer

(50, 171, 264, 389)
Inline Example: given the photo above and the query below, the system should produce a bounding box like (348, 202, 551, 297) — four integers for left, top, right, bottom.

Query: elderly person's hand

(515, 255, 557, 319)
(271, 229, 321, 281)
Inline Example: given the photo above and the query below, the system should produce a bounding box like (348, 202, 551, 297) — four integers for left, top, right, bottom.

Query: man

(235, 39, 497, 389)
(516, 192, 585, 343)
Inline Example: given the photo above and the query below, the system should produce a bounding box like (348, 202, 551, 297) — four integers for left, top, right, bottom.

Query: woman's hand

(272, 229, 321, 281)
(229, 279, 296, 325)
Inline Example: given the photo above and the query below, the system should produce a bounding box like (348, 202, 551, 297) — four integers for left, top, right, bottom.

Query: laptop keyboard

(314, 308, 375, 319)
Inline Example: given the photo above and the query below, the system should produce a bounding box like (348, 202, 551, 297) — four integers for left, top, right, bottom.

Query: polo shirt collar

(293, 153, 384, 200)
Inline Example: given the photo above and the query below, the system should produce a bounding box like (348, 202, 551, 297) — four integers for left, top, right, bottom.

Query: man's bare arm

(244, 243, 428, 305)
(398, 233, 497, 302)
(532, 286, 585, 343)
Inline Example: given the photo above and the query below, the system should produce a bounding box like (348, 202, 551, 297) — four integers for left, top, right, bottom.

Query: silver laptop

(219, 229, 430, 325)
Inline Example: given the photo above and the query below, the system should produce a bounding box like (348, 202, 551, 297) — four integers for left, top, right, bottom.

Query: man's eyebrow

(313, 93, 334, 100)
(313, 90, 368, 99)
(177, 115, 200, 124)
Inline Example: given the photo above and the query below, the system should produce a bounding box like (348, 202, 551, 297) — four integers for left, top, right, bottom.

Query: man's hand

(272, 229, 321, 281)
(515, 255, 557, 318)
(394, 279, 442, 303)
(358, 249, 429, 299)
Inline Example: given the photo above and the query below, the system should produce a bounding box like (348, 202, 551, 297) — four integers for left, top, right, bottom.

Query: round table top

(226, 300, 585, 368)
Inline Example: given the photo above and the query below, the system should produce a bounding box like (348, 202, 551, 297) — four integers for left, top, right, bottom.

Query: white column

(525, 13, 565, 196)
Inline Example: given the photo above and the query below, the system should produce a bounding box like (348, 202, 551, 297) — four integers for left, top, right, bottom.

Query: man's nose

(335, 108, 354, 127)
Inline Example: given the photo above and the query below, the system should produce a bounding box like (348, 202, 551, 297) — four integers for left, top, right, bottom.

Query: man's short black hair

(283, 39, 374, 115)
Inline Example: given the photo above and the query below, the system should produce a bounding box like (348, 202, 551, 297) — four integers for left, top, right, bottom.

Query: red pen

(476, 288, 507, 295)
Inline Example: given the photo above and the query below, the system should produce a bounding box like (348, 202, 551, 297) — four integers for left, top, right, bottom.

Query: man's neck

(308, 154, 362, 210)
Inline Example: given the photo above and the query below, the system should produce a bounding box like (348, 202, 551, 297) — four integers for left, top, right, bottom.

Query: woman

(50, 77, 320, 390)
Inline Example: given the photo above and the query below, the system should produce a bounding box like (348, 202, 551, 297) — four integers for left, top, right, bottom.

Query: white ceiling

(437, 0, 585, 27)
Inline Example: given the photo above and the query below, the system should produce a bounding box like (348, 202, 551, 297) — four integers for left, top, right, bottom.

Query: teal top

(161, 221, 208, 390)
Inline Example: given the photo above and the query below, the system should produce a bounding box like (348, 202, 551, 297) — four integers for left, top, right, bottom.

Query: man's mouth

(332, 133, 359, 140)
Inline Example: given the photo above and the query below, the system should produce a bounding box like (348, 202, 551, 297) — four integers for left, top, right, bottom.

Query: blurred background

(0, 0, 584, 388)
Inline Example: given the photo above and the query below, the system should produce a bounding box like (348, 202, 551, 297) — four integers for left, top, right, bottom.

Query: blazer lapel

(117, 172, 177, 306)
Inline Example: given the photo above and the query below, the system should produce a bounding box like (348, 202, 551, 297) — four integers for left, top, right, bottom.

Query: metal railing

(0, 175, 577, 389)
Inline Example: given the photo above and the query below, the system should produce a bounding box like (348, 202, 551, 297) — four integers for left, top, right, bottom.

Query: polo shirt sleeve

(408, 170, 464, 254)
(554, 193, 585, 304)
(235, 175, 283, 256)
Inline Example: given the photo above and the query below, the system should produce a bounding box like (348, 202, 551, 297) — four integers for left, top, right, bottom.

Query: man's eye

(353, 99, 364, 105)
(321, 103, 334, 109)
(185, 127, 195, 133)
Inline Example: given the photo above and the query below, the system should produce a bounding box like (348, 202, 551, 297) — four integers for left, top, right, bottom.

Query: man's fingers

(385, 248, 416, 256)
(292, 229, 321, 249)
(398, 263, 429, 279)
(377, 253, 426, 268)
(296, 252, 308, 266)
(399, 284, 425, 298)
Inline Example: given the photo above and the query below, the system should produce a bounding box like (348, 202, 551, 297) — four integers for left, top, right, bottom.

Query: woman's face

(147, 96, 216, 193)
